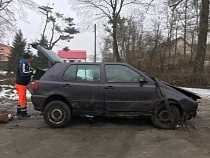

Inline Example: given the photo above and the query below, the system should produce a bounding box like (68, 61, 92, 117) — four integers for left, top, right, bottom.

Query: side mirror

(139, 76, 147, 83)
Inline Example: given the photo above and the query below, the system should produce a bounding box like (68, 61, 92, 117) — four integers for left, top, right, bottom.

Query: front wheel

(43, 101, 71, 128)
(151, 104, 180, 129)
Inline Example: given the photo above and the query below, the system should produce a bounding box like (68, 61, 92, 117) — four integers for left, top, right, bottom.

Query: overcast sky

(16, 0, 95, 57)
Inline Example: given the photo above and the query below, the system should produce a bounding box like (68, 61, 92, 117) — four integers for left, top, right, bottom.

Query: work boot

(17, 105, 21, 116)
(20, 108, 31, 117)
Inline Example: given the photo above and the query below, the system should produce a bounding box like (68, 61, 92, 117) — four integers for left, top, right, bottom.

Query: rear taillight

(33, 80, 39, 90)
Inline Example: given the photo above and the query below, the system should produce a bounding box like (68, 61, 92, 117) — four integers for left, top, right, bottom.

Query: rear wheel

(151, 104, 180, 129)
(43, 101, 71, 128)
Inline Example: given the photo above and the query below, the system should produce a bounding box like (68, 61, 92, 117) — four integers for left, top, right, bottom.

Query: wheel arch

(44, 95, 72, 111)
(156, 99, 183, 117)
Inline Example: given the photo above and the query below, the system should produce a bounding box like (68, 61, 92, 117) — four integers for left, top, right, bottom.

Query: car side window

(105, 65, 140, 83)
(77, 65, 101, 82)
(63, 65, 77, 81)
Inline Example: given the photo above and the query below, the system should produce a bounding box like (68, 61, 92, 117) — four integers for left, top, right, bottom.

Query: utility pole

(94, 24, 97, 62)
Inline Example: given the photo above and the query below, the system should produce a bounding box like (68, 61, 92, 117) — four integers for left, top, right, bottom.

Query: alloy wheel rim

(48, 107, 66, 124)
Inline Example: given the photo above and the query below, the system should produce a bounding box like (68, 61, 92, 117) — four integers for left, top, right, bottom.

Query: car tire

(43, 101, 71, 128)
(151, 104, 180, 129)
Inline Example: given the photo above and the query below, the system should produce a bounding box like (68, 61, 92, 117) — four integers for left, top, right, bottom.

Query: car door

(104, 64, 157, 112)
(61, 64, 104, 111)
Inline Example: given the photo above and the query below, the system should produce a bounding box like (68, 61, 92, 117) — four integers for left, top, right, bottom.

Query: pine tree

(63, 46, 70, 51)
(8, 30, 26, 72)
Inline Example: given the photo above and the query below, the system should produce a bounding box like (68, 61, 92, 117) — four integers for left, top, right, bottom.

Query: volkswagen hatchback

(31, 44, 201, 129)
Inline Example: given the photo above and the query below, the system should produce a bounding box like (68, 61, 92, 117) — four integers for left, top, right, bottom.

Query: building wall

(159, 38, 210, 64)
(0, 61, 8, 70)
(170, 39, 192, 56)
(0, 45, 11, 61)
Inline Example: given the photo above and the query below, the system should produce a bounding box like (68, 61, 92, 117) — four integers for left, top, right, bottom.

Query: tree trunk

(190, 31, 194, 63)
(42, 13, 49, 38)
(112, 20, 120, 62)
(49, 22, 55, 49)
(172, 26, 178, 68)
(183, 0, 188, 58)
(194, 0, 209, 73)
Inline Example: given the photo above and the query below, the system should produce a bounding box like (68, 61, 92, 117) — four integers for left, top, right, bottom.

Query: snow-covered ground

(0, 71, 14, 76)
(0, 71, 7, 76)
(0, 85, 31, 100)
(182, 87, 210, 99)
(0, 85, 210, 100)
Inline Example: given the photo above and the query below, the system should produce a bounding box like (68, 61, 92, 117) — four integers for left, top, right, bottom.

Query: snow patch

(182, 87, 210, 99)
(0, 71, 8, 75)
(0, 85, 31, 100)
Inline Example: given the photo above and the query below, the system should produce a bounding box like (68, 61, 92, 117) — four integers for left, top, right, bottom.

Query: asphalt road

(0, 99, 210, 158)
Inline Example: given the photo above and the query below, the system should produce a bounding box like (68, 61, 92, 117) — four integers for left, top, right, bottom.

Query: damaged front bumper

(182, 111, 197, 122)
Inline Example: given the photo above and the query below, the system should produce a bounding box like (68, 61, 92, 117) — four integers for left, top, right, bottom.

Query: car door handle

(105, 86, 114, 90)
(62, 84, 71, 88)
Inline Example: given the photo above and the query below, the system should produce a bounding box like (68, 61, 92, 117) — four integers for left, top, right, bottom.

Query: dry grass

(147, 68, 210, 88)
(0, 74, 15, 85)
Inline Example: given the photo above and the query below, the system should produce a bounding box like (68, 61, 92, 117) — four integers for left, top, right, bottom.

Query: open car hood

(31, 44, 63, 66)
(165, 83, 201, 100)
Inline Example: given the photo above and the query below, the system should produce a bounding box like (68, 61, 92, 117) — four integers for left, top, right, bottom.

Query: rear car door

(61, 64, 104, 111)
(104, 64, 157, 112)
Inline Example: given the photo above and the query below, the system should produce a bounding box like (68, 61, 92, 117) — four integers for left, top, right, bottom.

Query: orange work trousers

(15, 84, 27, 108)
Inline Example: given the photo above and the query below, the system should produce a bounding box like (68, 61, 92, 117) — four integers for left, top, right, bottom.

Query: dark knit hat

(23, 53, 32, 59)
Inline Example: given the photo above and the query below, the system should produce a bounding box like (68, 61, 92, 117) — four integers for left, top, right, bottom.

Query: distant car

(31, 44, 201, 129)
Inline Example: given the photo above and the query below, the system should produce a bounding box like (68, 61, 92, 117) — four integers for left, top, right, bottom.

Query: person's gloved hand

(32, 70, 37, 75)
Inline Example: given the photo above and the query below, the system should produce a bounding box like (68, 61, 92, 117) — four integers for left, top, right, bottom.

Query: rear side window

(77, 65, 101, 82)
(63, 65, 77, 81)
(63, 64, 101, 82)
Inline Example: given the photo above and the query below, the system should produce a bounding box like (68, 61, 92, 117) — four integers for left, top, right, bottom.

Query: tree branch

(0, 0, 13, 11)
(170, 0, 183, 11)
(51, 36, 61, 49)
(116, 0, 125, 16)
(84, 1, 112, 20)
(0, 14, 13, 25)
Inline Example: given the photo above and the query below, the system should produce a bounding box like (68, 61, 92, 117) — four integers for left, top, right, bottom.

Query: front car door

(61, 64, 104, 112)
(104, 64, 157, 112)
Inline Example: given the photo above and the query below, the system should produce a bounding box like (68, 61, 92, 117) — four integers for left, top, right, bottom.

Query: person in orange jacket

(15, 54, 36, 117)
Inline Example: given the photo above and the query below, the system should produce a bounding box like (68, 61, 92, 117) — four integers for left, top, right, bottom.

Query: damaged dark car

(31, 44, 201, 129)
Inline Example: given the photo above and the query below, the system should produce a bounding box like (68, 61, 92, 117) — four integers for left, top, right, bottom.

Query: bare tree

(171, 0, 210, 73)
(183, 0, 188, 57)
(0, 0, 36, 40)
(194, 0, 209, 72)
(71, 0, 153, 62)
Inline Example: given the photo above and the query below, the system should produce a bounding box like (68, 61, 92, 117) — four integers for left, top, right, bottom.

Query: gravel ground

(0, 98, 210, 158)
